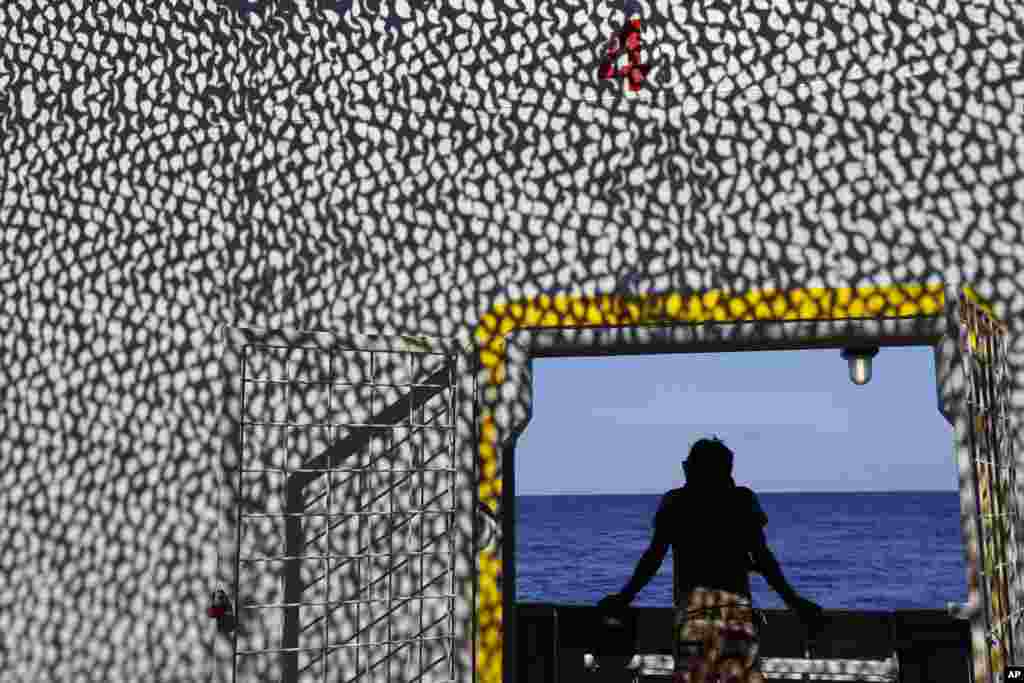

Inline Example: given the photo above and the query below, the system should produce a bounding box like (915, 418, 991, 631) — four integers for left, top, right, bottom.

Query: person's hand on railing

(789, 595, 826, 637)
(597, 592, 633, 614)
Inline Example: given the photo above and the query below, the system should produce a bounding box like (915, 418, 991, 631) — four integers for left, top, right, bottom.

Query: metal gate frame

(956, 290, 1022, 683)
(212, 326, 479, 683)
(208, 284, 1021, 683)
(471, 283, 1021, 683)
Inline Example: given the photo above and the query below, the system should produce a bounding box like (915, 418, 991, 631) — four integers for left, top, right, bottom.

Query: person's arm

(619, 535, 669, 601)
(600, 494, 673, 607)
(745, 491, 800, 606)
(746, 491, 825, 632)
(754, 535, 826, 636)
(750, 532, 801, 607)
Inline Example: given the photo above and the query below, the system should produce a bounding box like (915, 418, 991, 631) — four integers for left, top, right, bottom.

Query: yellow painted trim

(471, 282, 947, 683)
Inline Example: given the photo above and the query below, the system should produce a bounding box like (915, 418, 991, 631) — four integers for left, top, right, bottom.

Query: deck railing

(514, 603, 972, 682)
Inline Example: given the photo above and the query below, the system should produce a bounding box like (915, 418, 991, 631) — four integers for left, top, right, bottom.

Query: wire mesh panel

(960, 292, 1020, 682)
(223, 330, 464, 683)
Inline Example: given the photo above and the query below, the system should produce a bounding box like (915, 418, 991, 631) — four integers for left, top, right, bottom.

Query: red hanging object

(597, 17, 650, 92)
(208, 589, 231, 619)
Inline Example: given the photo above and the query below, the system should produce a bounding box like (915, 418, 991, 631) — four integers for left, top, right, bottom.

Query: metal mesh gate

(960, 292, 1022, 681)
(225, 331, 463, 683)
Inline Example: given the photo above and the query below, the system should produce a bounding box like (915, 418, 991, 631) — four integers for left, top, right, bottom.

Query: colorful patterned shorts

(672, 587, 765, 683)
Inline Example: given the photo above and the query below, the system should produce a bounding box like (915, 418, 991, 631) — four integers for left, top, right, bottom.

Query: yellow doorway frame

(471, 282, 1013, 683)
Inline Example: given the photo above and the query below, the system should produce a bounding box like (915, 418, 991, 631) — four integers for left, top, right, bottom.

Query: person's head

(682, 436, 734, 487)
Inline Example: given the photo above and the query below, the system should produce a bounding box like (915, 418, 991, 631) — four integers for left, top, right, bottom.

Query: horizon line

(517, 488, 958, 496)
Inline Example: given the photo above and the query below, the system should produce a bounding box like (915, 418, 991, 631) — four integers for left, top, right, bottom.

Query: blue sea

(516, 491, 968, 611)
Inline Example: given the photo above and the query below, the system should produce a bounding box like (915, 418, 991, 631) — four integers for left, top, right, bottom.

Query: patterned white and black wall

(1, 0, 1023, 681)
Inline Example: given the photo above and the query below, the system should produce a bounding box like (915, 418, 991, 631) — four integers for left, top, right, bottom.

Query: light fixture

(841, 346, 880, 385)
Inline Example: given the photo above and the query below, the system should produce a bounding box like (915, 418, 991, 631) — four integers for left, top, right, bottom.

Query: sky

(515, 346, 956, 495)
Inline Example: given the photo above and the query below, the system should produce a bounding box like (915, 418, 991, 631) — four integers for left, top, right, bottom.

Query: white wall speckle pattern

(2, 0, 1024, 681)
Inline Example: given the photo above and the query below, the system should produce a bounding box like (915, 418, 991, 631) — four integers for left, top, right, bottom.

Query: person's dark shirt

(652, 484, 769, 603)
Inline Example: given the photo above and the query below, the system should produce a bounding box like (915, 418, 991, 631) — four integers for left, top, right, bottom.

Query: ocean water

(515, 491, 969, 611)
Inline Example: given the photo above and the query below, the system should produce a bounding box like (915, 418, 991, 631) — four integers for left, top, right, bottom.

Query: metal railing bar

(306, 563, 454, 616)
(288, 424, 453, 516)
(302, 541, 455, 592)
(290, 410, 452, 511)
(419, 396, 426, 677)
(296, 573, 452, 643)
(302, 489, 454, 553)
(331, 614, 448, 663)
(234, 347, 462, 681)
(962, 300, 999, 678)
(243, 341, 449, 353)
(355, 441, 363, 674)
(231, 349, 251, 683)
(344, 565, 452, 606)
(286, 360, 455, 493)
(322, 608, 453, 656)
(405, 652, 451, 683)
(341, 408, 452, 469)
(446, 354, 458, 683)
(353, 567, 453, 608)
(322, 353, 335, 683)
(239, 550, 454, 563)
(322, 520, 454, 580)
(345, 470, 419, 522)
(294, 602, 450, 651)
(278, 350, 300, 682)
(242, 509, 454, 519)
(344, 407, 453, 467)
(240, 419, 454, 430)
(387, 423, 395, 683)
(240, 467, 457, 474)
(305, 497, 454, 546)
(235, 634, 454, 655)
(242, 379, 449, 388)
(244, 594, 458, 611)
(297, 578, 445, 641)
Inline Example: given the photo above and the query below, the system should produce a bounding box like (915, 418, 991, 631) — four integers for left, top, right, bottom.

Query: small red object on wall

(208, 589, 231, 619)
(598, 16, 650, 92)
(208, 589, 237, 635)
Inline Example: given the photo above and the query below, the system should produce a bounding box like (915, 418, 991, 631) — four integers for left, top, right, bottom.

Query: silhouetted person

(599, 437, 825, 682)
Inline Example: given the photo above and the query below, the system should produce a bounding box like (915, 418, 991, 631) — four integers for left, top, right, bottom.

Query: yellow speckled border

(471, 283, 949, 683)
